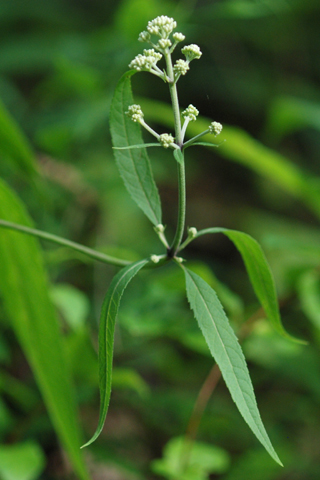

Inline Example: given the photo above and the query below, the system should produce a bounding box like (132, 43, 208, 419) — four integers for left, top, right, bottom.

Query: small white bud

(154, 224, 165, 234)
(159, 133, 175, 148)
(151, 254, 161, 263)
(158, 38, 172, 50)
(181, 44, 202, 61)
(188, 227, 198, 238)
(209, 121, 223, 136)
(182, 105, 199, 122)
(138, 31, 151, 43)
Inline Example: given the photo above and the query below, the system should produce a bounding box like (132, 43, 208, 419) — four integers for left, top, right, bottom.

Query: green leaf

(0, 179, 90, 480)
(0, 99, 37, 178)
(183, 267, 282, 466)
(0, 441, 45, 480)
(196, 228, 305, 344)
(82, 258, 149, 448)
(185, 142, 220, 148)
(110, 71, 162, 226)
(173, 148, 184, 165)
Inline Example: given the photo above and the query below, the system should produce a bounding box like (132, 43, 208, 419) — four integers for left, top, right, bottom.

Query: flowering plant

(0, 15, 305, 468)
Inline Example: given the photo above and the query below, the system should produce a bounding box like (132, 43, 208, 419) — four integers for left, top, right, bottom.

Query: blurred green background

(1, 0, 320, 478)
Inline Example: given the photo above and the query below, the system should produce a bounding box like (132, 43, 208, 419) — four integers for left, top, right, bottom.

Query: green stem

(0, 219, 131, 267)
(170, 154, 186, 255)
(164, 52, 182, 146)
(183, 129, 210, 149)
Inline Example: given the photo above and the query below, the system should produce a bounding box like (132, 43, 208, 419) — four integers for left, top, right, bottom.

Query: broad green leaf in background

(110, 71, 162, 226)
(0, 179, 90, 480)
(183, 267, 282, 465)
(82, 257, 149, 448)
(140, 98, 320, 220)
(195, 228, 305, 343)
(0, 441, 45, 480)
(0, 99, 37, 177)
(151, 436, 230, 480)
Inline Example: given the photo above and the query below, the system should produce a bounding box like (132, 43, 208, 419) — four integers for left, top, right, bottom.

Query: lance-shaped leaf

(195, 228, 305, 344)
(110, 71, 162, 226)
(82, 258, 149, 448)
(0, 179, 90, 480)
(183, 267, 282, 465)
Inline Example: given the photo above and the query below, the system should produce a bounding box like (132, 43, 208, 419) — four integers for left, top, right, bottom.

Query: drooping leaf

(82, 258, 149, 448)
(195, 228, 305, 344)
(110, 71, 162, 226)
(0, 179, 90, 480)
(183, 266, 282, 465)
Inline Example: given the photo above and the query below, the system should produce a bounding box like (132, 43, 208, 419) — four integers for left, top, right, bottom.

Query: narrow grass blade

(0, 98, 38, 178)
(113, 143, 161, 150)
(183, 266, 282, 466)
(82, 258, 149, 448)
(196, 228, 305, 344)
(110, 71, 162, 226)
(0, 179, 90, 479)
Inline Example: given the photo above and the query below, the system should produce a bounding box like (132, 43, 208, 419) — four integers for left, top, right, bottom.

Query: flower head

(173, 32, 185, 42)
(126, 104, 144, 123)
(129, 49, 162, 72)
(138, 31, 151, 43)
(182, 104, 199, 122)
(159, 133, 175, 148)
(182, 44, 202, 62)
(147, 16, 177, 38)
(173, 59, 189, 76)
(209, 121, 223, 136)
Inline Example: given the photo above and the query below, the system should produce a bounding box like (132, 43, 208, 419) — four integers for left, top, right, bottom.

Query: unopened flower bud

(126, 104, 144, 123)
(173, 32, 185, 42)
(159, 133, 175, 148)
(173, 59, 189, 76)
(181, 44, 202, 61)
(209, 121, 223, 136)
(182, 105, 199, 122)
(188, 227, 198, 238)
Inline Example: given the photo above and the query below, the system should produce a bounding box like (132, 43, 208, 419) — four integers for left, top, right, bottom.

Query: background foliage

(1, 0, 320, 478)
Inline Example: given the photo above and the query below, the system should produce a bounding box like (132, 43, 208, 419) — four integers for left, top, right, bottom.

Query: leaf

(185, 142, 220, 148)
(0, 179, 90, 480)
(183, 267, 282, 465)
(195, 228, 305, 344)
(110, 71, 162, 226)
(0, 441, 45, 480)
(0, 98, 37, 178)
(82, 258, 149, 448)
(173, 148, 184, 165)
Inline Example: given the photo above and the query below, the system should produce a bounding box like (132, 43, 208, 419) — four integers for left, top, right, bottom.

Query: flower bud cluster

(182, 105, 199, 122)
(209, 121, 223, 136)
(181, 44, 202, 61)
(159, 133, 175, 148)
(126, 104, 144, 123)
(129, 49, 163, 77)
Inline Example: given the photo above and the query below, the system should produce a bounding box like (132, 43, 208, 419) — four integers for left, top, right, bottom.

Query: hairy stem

(0, 219, 131, 267)
(170, 155, 186, 255)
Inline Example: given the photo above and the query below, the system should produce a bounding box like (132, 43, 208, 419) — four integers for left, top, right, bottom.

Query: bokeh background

(1, 0, 320, 479)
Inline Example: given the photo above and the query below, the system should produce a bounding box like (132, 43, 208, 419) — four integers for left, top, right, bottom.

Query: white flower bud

(129, 49, 162, 72)
(159, 133, 175, 148)
(182, 105, 199, 122)
(181, 44, 202, 61)
(173, 59, 189, 76)
(151, 254, 161, 263)
(126, 104, 144, 123)
(155, 224, 165, 234)
(209, 121, 223, 136)
(158, 38, 172, 50)
(188, 227, 198, 238)
(147, 16, 177, 38)
(138, 31, 151, 43)
(173, 32, 185, 42)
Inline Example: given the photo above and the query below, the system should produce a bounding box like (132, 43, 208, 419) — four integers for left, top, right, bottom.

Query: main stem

(165, 51, 186, 254)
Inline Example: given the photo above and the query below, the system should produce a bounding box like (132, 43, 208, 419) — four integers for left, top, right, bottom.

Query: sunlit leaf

(0, 179, 90, 480)
(183, 267, 282, 465)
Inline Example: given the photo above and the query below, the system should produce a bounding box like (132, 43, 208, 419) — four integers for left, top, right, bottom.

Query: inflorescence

(126, 16, 223, 152)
